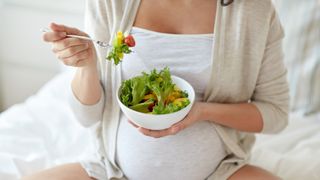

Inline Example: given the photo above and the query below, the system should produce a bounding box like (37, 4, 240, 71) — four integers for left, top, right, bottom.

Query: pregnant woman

(23, 0, 289, 179)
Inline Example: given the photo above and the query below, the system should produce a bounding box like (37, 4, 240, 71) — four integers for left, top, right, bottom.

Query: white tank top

(116, 27, 227, 180)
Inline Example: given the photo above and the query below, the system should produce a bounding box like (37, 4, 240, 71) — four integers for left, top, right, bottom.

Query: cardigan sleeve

(251, 7, 290, 134)
(67, 0, 111, 127)
(68, 85, 105, 127)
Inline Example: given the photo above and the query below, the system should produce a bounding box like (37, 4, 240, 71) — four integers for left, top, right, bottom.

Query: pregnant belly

(116, 114, 227, 180)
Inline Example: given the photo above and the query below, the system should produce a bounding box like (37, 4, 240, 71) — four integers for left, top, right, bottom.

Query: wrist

(197, 102, 218, 122)
(75, 62, 99, 85)
(196, 102, 209, 121)
(78, 61, 97, 73)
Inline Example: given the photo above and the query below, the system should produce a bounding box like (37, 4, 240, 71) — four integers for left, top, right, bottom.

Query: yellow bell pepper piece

(143, 93, 157, 101)
(173, 98, 189, 107)
(117, 31, 124, 45)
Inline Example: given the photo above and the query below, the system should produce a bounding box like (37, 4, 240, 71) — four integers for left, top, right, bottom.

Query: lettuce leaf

(145, 67, 174, 106)
(129, 98, 155, 113)
(152, 98, 190, 114)
(120, 75, 148, 106)
(131, 76, 148, 105)
(120, 79, 132, 106)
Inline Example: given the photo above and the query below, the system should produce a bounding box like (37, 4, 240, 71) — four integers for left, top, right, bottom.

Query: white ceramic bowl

(117, 76, 195, 130)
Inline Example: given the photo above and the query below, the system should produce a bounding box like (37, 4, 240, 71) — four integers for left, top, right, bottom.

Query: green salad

(119, 68, 190, 114)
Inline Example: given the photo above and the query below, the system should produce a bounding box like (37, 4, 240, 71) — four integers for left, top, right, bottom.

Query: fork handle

(66, 34, 94, 41)
(41, 28, 95, 42)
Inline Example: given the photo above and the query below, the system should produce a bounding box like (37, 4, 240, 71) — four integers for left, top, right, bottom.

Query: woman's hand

(43, 22, 97, 68)
(129, 102, 205, 138)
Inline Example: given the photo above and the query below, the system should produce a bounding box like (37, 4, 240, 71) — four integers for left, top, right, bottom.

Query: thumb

(171, 115, 193, 133)
(50, 22, 86, 36)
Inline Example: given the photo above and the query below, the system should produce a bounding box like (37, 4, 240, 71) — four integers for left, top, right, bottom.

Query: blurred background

(0, 0, 85, 112)
(274, 0, 320, 115)
(0, 0, 319, 180)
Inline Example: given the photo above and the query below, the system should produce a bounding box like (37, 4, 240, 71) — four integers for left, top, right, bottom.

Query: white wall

(0, 0, 85, 111)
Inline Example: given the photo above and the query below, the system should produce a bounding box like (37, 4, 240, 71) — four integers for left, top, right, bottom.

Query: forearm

(199, 102, 263, 133)
(71, 64, 102, 105)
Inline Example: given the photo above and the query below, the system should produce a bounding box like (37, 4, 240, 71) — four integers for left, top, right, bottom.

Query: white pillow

(274, 0, 320, 115)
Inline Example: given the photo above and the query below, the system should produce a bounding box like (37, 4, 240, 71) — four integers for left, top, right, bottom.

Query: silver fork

(41, 28, 111, 49)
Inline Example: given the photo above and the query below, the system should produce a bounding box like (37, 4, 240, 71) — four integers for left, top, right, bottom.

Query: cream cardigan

(70, 0, 289, 179)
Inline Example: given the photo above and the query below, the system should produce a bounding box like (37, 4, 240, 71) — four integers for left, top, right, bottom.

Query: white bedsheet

(251, 112, 320, 179)
(0, 71, 96, 180)
(0, 72, 319, 180)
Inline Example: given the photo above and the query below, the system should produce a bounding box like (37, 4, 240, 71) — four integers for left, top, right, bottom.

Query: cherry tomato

(124, 35, 135, 47)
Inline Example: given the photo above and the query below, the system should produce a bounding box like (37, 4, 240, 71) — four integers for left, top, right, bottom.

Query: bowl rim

(116, 75, 195, 117)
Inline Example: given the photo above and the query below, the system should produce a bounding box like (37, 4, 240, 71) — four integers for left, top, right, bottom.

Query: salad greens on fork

(107, 31, 135, 65)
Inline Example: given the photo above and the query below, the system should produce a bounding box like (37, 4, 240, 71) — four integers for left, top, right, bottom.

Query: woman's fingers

(138, 126, 179, 138)
(43, 31, 66, 42)
(50, 22, 87, 36)
(55, 43, 89, 59)
(52, 38, 86, 52)
(171, 115, 193, 132)
(60, 49, 90, 66)
(128, 120, 139, 128)
(135, 114, 197, 138)
(127, 118, 174, 138)
(43, 22, 88, 43)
